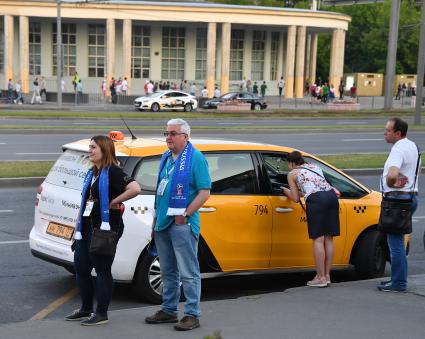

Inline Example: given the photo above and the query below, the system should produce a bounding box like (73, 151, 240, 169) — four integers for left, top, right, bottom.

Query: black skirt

(306, 190, 340, 239)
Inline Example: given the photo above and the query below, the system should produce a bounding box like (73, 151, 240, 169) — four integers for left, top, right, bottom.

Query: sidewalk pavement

(0, 95, 419, 111)
(1, 275, 425, 339)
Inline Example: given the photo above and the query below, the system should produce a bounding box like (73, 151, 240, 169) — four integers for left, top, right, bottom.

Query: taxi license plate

(46, 222, 75, 240)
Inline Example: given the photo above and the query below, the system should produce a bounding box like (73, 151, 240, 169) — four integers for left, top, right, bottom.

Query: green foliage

(318, 0, 421, 79)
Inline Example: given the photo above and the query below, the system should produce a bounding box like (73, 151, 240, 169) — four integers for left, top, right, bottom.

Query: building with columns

(0, 0, 350, 97)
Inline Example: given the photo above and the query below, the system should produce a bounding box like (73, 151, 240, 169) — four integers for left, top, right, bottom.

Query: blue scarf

(75, 167, 110, 240)
(156, 142, 194, 216)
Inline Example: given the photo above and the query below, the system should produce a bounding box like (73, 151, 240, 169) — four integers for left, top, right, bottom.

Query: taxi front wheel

(353, 229, 387, 279)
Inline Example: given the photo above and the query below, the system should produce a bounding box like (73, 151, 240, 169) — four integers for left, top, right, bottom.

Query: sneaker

(13, 100, 16, 104)
(377, 285, 407, 293)
(145, 310, 178, 324)
(174, 315, 200, 331)
(80, 313, 109, 326)
(65, 309, 92, 321)
(307, 279, 328, 288)
(379, 279, 392, 286)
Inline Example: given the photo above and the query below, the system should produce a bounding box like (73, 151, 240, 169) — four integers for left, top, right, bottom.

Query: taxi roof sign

(109, 131, 125, 141)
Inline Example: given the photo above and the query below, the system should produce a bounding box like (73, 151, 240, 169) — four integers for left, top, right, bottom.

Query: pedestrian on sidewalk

(145, 119, 211, 331)
(40, 76, 47, 100)
(7, 78, 13, 103)
(282, 151, 340, 288)
(278, 76, 285, 97)
(377, 118, 420, 293)
(65, 135, 140, 326)
(31, 77, 42, 104)
(260, 81, 267, 98)
(76, 80, 83, 104)
(14, 80, 24, 104)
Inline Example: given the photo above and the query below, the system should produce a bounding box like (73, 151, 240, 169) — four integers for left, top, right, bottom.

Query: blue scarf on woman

(156, 141, 194, 216)
(74, 167, 110, 240)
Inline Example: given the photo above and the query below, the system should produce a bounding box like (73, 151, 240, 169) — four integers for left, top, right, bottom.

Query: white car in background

(134, 90, 198, 112)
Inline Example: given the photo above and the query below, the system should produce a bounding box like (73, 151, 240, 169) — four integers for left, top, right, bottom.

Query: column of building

(19, 16, 29, 93)
(206, 22, 216, 98)
(106, 18, 115, 84)
(309, 33, 318, 84)
(304, 34, 311, 86)
(294, 26, 306, 98)
(4, 15, 14, 89)
(284, 25, 296, 99)
(329, 28, 346, 89)
(220, 22, 231, 95)
(122, 19, 132, 94)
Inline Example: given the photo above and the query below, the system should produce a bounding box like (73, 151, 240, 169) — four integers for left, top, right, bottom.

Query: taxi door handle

(275, 207, 294, 213)
(199, 207, 216, 213)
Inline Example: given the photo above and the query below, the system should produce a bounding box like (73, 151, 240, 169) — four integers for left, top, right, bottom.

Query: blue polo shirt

(154, 149, 211, 235)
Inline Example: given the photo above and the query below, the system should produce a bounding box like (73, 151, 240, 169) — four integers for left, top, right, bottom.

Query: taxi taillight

(35, 185, 43, 206)
(109, 131, 125, 141)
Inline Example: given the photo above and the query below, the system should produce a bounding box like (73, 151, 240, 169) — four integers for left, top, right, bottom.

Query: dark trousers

(74, 227, 115, 315)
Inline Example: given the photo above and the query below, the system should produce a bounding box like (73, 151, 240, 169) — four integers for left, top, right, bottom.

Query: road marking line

(336, 121, 367, 125)
(31, 288, 79, 321)
(217, 122, 252, 125)
(0, 142, 6, 145)
(0, 210, 14, 213)
(341, 139, 382, 142)
(0, 240, 29, 245)
(15, 152, 61, 155)
(413, 216, 425, 220)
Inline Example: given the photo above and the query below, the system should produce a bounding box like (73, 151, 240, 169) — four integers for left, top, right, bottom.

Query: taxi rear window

(44, 150, 90, 190)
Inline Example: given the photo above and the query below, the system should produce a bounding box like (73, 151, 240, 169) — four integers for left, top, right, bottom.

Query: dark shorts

(306, 190, 340, 239)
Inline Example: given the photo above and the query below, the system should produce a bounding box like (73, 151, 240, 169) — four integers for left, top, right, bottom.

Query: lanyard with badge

(157, 157, 175, 196)
(83, 175, 98, 216)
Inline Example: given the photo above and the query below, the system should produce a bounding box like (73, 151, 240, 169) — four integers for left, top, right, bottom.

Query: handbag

(378, 197, 413, 234)
(89, 228, 118, 256)
(378, 144, 420, 234)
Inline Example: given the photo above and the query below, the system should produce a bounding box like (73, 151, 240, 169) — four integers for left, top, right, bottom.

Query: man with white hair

(145, 119, 211, 331)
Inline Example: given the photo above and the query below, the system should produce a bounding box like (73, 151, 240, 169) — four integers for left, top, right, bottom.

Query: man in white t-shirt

(277, 76, 285, 97)
(147, 81, 154, 95)
(121, 77, 128, 95)
(214, 86, 220, 98)
(378, 117, 420, 293)
(201, 87, 208, 98)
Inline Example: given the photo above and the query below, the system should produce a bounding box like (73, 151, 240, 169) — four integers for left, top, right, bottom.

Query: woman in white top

(283, 151, 340, 287)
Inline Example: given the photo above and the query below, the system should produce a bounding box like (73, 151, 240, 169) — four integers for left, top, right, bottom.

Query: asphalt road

(0, 175, 424, 325)
(2, 131, 425, 161)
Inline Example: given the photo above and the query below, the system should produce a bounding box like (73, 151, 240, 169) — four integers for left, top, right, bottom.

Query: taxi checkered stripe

(353, 206, 367, 213)
(131, 206, 148, 214)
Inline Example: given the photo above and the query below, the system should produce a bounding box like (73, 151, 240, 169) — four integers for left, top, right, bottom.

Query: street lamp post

(415, 1, 425, 126)
(56, 0, 62, 107)
(383, 0, 401, 110)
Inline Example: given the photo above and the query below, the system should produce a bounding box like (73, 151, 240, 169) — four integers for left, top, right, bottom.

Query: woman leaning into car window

(282, 151, 340, 288)
(66, 135, 141, 325)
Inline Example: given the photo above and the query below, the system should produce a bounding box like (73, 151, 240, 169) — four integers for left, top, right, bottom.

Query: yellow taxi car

(30, 132, 387, 304)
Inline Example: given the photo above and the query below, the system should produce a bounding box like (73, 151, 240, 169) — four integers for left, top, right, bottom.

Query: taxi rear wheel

(133, 252, 163, 304)
(151, 103, 160, 112)
(353, 229, 387, 279)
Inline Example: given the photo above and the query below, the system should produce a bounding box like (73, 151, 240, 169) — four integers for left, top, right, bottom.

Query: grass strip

(1, 124, 425, 131)
(0, 161, 54, 178)
(320, 154, 388, 170)
(0, 109, 424, 119)
(0, 154, 389, 178)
